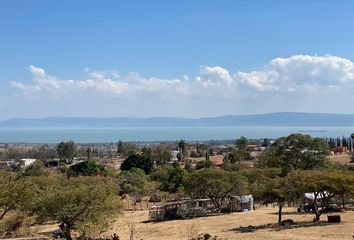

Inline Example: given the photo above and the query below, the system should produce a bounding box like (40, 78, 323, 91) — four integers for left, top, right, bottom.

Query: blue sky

(2, 1, 354, 119)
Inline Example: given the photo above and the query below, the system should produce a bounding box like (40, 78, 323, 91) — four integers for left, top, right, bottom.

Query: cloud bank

(8, 54, 354, 118)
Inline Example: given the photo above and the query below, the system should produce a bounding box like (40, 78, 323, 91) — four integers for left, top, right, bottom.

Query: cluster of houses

(171, 143, 268, 169)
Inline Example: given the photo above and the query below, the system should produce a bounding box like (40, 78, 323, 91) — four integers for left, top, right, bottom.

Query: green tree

(120, 153, 153, 174)
(57, 141, 76, 163)
(258, 134, 330, 175)
(158, 166, 187, 193)
(239, 168, 282, 184)
(235, 136, 248, 150)
(329, 171, 354, 208)
(205, 151, 212, 168)
(223, 150, 241, 164)
(184, 169, 230, 210)
(33, 175, 122, 240)
(257, 177, 295, 223)
(117, 141, 139, 156)
(184, 169, 247, 210)
(228, 171, 249, 197)
(238, 168, 283, 211)
(223, 149, 251, 170)
(117, 140, 124, 155)
(0, 172, 35, 221)
(118, 168, 147, 195)
(262, 138, 271, 147)
(286, 170, 341, 221)
(178, 140, 188, 160)
(69, 160, 106, 176)
(86, 147, 93, 160)
(151, 146, 172, 166)
(178, 140, 186, 154)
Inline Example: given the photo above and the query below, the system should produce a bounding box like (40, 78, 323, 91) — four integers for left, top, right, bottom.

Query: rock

(112, 233, 120, 240)
(203, 233, 211, 239)
(279, 219, 295, 226)
(191, 233, 222, 240)
(240, 225, 256, 233)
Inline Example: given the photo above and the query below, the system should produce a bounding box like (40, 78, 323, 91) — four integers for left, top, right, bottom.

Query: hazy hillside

(1, 112, 354, 128)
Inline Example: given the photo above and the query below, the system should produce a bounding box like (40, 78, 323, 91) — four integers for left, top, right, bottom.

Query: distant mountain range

(1, 112, 354, 128)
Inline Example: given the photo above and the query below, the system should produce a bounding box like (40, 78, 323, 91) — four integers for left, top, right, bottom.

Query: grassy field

(94, 207, 354, 240)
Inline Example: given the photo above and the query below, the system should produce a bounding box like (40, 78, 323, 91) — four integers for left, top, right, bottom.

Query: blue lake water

(1, 127, 354, 143)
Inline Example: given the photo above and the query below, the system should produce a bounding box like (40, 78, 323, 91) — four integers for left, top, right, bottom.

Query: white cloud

(235, 55, 354, 92)
(7, 54, 354, 117)
(198, 66, 234, 86)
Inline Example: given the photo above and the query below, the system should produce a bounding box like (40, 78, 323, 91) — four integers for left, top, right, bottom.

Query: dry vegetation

(80, 207, 354, 240)
(329, 154, 354, 166)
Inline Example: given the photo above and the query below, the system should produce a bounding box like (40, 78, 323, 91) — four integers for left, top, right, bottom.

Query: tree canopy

(0, 172, 36, 222)
(235, 136, 248, 150)
(184, 168, 248, 210)
(118, 168, 147, 195)
(120, 153, 154, 174)
(33, 175, 122, 240)
(151, 165, 187, 193)
(69, 160, 106, 176)
(57, 141, 76, 163)
(258, 134, 330, 174)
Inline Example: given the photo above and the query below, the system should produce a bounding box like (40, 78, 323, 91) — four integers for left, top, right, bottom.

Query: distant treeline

(325, 137, 354, 150)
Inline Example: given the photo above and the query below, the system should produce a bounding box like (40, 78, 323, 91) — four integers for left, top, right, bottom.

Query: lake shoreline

(0, 126, 353, 144)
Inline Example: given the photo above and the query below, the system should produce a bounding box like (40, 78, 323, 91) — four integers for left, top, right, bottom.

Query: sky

(2, 0, 354, 120)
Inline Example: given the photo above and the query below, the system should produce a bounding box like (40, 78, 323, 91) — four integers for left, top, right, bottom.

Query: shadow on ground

(231, 221, 338, 233)
(267, 211, 304, 216)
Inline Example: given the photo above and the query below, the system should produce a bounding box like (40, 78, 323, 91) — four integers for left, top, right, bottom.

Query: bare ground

(329, 154, 354, 166)
(98, 207, 354, 240)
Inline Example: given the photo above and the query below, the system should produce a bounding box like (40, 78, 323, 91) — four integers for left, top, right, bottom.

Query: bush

(120, 153, 153, 174)
(69, 160, 106, 176)
(0, 213, 33, 237)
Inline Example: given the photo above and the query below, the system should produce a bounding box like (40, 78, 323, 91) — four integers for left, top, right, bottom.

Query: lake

(0, 126, 354, 144)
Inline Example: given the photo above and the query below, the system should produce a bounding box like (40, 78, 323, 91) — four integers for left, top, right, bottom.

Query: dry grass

(100, 207, 354, 240)
(329, 154, 354, 166)
(31, 207, 354, 240)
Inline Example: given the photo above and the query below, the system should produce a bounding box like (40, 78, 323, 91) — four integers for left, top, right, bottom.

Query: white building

(20, 158, 36, 167)
(171, 150, 179, 161)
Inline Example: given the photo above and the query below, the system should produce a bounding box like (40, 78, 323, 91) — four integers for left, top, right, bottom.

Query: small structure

(212, 162, 223, 169)
(0, 160, 15, 169)
(327, 214, 341, 223)
(246, 145, 258, 151)
(171, 150, 179, 161)
(303, 192, 327, 204)
(45, 160, 60, 168)
(240, 195, 254, 212)
(223, 195, 254, 212)
(149, 199, 215, 221)
(20, 158, 36, 167)
(149, 195, 254, 221)
(334, 147, 347, 154)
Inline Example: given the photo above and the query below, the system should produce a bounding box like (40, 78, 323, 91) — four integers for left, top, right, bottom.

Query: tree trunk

(64, 228, 72, 240)
(313, 204, 321, 222)
(60, 222, 72, 240)
(342, 194, 345, 209)
(312, 194, 321, 222)
(278, 204, 283, 224)
(0, 207, 10, 221)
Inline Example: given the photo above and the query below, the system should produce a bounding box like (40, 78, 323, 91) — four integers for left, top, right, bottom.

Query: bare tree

(123, 214, 137, 240)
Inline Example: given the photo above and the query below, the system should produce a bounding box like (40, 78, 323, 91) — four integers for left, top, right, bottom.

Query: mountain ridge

(1, 112, 354, 128)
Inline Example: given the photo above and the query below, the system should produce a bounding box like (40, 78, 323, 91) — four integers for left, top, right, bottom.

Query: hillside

(2, 112, 354, 128)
